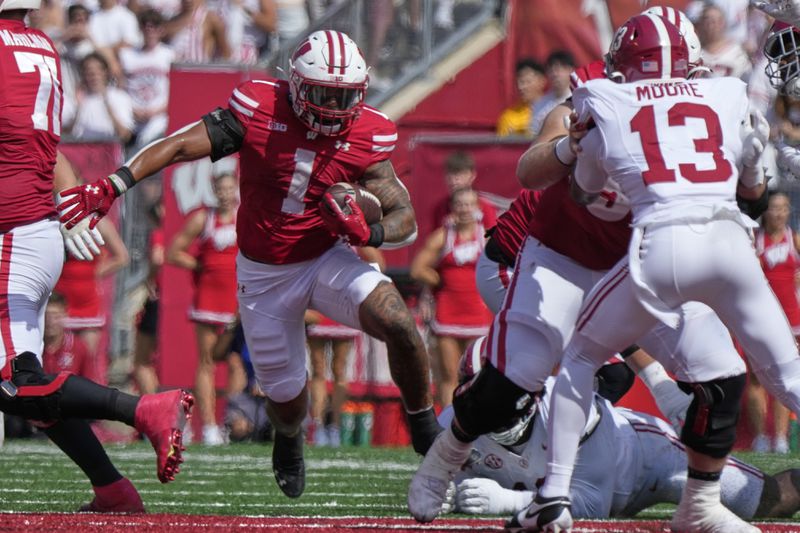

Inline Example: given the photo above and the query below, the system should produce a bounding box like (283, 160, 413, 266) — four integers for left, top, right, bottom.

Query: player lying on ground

(439, 374, 800, 520)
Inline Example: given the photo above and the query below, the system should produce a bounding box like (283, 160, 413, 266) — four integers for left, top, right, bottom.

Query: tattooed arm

(360, 160, 417, 248)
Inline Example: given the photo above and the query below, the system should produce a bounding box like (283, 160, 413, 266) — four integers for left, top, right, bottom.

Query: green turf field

(0, 439, 798, 522)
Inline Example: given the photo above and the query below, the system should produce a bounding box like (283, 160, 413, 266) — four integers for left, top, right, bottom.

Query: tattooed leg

(359, 281, 433, 411)
(755, 469, 800, 517)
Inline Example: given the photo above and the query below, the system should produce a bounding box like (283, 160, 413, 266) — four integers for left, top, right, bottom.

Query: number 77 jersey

(571, 76, 748, 227)
(0, 18, 62, 231)
(227, 78, 397, 265)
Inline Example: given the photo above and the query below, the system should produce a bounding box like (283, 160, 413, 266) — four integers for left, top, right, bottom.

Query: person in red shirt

(0, 0, 193, 512)
(427, 151, 497, 239)
(411, 188, 492, 407)
(42, 292, 95, 380)
(58, 30, 441, 498)
(167, 172, 239, 446)
(748, 191, 800, 454)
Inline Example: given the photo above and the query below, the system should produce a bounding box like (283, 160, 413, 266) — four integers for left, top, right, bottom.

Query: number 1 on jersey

(281, 148, 316, 214)
(630, 103, 732, 185)
(14, 51, 61, 136)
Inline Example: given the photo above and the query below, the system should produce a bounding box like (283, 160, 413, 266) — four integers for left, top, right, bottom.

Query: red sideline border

(1, 514, 798, 532)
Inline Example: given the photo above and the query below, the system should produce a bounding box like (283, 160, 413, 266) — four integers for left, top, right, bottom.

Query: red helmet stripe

(326, 30, 335, 74)
(644, 13, 673, 78)
(336, 31, 346, 74)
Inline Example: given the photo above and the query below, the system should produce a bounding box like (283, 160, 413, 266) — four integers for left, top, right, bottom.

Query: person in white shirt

(529, 51, 574, 136)
(119, 10, 175, 148)
(88, 0, 142, 50)
(696, 3, 752, 80)
(66, 52, 134, 143)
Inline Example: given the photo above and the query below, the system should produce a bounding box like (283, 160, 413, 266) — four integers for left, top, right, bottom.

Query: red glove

(319, 193, 371, 246)
(58, 177, 120, 230)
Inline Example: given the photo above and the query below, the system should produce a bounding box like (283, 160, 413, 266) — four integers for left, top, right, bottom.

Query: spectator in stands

(306, 246, 385, 447)
(89, 0, 143, 52)
(167, 172, 239, 446)
(166, 0, 230, 63)
(28, 0, 66, 39)
(276, 0, 310, 44)
(428, 150, 497, 239)
(411, 188, 492, 407)
(132, 201, 164, 396)
(54, 175, 129, 383)
(119, 10, 174, 150)
(64, 52, 134, 143)
(529, 50, 574, 136)
(749, 192, 800, 453)
(696, 3, 752, 80)
(219, 0, 276, 64)
(59, 4, 102, 122)
(496, 58, 545, 138)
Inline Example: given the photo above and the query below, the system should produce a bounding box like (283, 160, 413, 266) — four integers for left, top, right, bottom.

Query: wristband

(367, 223, 385, 248)
(554, 136, 577, 166)
(107, 166, 136, 196)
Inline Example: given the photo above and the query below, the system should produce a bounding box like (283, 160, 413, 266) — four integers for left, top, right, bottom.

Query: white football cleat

(671, 501, 761, 533)
(505, 494, 573, 532)
(407, 432, 469, 523)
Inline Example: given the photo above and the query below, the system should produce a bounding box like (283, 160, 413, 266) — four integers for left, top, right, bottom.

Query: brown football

(324, 182, 383, 224)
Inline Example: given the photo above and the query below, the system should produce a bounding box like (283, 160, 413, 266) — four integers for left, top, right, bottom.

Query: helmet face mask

(765, 22, 800, 98)
(289, 30, 369, 136)
(606, 13, 690, 83)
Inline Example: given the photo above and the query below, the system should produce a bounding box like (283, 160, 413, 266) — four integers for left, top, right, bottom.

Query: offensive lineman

(0, 0, 194, 511)
(57, 30, 441, 498)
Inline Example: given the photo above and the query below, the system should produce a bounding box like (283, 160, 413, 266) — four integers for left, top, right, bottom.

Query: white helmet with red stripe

(289, 30, 369, 136)
(641, 6, 708, 78)
(0, 0, 41, 11)
(607, 13, 690, 83)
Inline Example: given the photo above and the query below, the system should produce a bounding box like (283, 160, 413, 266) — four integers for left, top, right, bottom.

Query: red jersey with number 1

(0, 19, 62, 232)
(226, 79, 396, 264)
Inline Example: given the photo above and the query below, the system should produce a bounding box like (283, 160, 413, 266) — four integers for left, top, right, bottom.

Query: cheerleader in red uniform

(411, 188, 492, 407)
(54, 217, 129, 384)
(167, 173, 239, 445)
(748, 191, 800, 453)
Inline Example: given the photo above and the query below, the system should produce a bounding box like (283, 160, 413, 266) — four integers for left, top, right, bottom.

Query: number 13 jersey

(572, 77, 749, 228)
(0, 19, 62, 232)
(226, 78, 397, 265)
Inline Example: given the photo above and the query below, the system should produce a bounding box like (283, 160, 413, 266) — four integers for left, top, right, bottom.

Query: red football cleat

(134, 389, 194, 483)
(79, 477, 145, 513)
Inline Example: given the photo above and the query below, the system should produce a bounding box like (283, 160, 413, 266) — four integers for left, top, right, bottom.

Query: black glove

(407, 407, 443, 455)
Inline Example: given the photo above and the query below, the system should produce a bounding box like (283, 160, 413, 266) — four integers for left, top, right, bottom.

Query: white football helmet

(765, 21, 800, 98)
(642, 5, 709, 78)
(289, 30, 369, 136)
(0, 0, 41, 11)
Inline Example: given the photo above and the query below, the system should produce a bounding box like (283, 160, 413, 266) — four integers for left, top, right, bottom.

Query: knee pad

(595, 362, 635, 404)
(678, 373, 746, 459)
(0, 352, 69, 422)
(452, 362, 536, 443)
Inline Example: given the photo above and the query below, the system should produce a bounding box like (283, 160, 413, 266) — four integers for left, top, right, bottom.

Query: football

(324, 182, 383, 224)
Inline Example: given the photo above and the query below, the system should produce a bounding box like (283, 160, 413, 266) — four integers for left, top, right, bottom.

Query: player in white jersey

(440, 377, 800, 521)
(515, 13, 792, 533)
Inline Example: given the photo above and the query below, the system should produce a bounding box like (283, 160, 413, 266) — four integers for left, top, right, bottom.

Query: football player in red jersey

(58, 30, 441, 498)
(0, 0, 195, 511)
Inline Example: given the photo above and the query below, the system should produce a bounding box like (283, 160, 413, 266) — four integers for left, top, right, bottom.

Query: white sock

(680, 476, 721, 511)
(438, 426, 472, 465)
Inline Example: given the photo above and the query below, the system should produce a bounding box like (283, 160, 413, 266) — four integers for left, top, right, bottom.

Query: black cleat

(272, 431, 305, 498)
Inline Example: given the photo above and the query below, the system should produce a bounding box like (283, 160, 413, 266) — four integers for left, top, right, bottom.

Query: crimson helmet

(764, 21, 800, 98)
(289, 30, 369, 136)
(607, 13, 690, 83)
(0, 0, 41, 10)
(641, 6, 708, 78)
